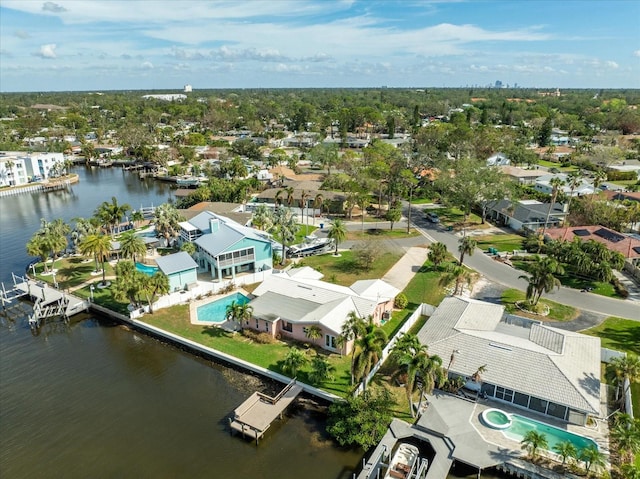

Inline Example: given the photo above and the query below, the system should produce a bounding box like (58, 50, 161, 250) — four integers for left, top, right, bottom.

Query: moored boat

(384, 443, 420, 479)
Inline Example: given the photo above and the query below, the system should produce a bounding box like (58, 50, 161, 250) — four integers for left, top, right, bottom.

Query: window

(325, 335, 337, 349)
(546, 402, 567, 420)
(529, 396, 548, 414)
(282, 322, 293, 332)
(255, 319, 259, 329)
(513, 392, 529, 408)
(481, 383, 495, 397)
(495, 386, 514, 402)
(265, 322, 269, 332)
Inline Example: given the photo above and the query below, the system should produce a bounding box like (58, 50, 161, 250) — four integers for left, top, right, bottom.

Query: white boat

(384, 443, 420, 479)
(287, 235, 334, 258)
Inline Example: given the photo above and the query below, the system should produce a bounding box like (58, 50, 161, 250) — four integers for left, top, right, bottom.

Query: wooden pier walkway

(229, 378, 303, 444)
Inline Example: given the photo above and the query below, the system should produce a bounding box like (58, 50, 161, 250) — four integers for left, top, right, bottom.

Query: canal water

(0, 166, 503, 479)
(0, 167, 361, 479)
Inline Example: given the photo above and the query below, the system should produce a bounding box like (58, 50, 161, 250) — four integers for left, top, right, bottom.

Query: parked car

(426, 212, 440, 223)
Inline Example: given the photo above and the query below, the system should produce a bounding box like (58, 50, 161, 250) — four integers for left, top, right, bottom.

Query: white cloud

(606, 61, 619, 69)
(34, 44, 57, 59)
(634, 50, 640, 58)
(141, 61, 154, 69)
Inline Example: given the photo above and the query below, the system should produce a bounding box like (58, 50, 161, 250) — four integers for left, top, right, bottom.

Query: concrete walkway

(382, 246, 430, 292)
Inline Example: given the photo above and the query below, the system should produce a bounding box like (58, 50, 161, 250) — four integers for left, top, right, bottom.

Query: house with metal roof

(487, 199, 568, 233)
(248, 268, 400, 354)
(155, 251, 198, 291)
(178, 211, 273, 282)
(417, 296, 601, 426)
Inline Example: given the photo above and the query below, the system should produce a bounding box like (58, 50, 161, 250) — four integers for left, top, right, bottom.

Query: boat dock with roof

(228, 378, 303, 444)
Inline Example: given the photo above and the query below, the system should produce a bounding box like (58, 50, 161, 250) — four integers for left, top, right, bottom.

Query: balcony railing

(217, 254, 255, 268)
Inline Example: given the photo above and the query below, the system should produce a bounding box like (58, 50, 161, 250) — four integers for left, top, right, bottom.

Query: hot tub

(481, 408, 512, 430)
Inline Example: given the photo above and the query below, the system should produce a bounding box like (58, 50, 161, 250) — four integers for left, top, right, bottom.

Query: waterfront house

(0, 151, 64, 186)
(178, 211, 273, 282)
(248, 267, 399, 354)
(417, 296, 601, 426)
(155, 252, 198, 291)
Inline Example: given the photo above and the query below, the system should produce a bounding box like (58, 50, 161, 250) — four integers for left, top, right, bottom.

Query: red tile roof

(545, 225, 640, 259)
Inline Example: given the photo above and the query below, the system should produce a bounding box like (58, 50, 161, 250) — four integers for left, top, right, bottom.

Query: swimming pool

(197, 292, 250, 323)
(135, 262, 159, 276)
(502, 413, 598, 453)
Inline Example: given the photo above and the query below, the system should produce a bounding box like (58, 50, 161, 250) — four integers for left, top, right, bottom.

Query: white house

(535, 173, 598, 197)
(0, 151, 64, 186)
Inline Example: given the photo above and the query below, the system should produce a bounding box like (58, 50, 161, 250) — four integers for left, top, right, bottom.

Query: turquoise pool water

(504, 414, 598, 452)
(135, 262, 159, 276)
(197, 293, 250, 323)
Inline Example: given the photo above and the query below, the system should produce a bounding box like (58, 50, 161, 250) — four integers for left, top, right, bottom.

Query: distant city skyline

(1, 0, 639, 92)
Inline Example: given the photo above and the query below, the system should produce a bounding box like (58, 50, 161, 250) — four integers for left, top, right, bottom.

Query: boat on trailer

(384, 443, 420, 479)
(287, 235, 334, 258)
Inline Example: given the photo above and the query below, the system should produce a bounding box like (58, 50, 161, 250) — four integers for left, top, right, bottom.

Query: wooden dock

(229, 378, 303, 444)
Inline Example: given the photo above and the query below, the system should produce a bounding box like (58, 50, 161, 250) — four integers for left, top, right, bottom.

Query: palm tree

(353, 321, 387, 391)
(299, 189, 310, 230)
(579, 445, 606, 474)
(308, 355, 336, 385)
(620, 463, 640, 479)
(112, 260, 144, 307)
(5, 159, 15, 185)
(225, 301, 254, 328)
(340, 311, 367, 385)
(563, 171, 582, 225)
(96, 196, 131, 237)
(312, 193, 324, 225)
(428, 242, 448, 270)
(305, 324, 323, 346)
(390, 333, 426, 416)
(71, 217, 100, 253)
(79, 233, 113, 286)
(180, 241, 196, 257)
(611, 420, 640, 463)
(327, 218, 347, 255)
(419, 354, 444, 397)
(540, 176, 565, 242)
(26, 234, 49, 273)
(269, 205, 298, 265)
(40, 218, 70, 272)
(592, 169, 607, 195)
(119, 231, 147, 263)
(251, 203, 273, 231)
(282, 347, 307, 377)
(457, 236, 477, 266)
(154, 203, 183, 247)
(606, 354, 640, 409)
(471, 364, 487, 384)
(142, 271, 170, 313)
(439, 263, 474, 296)
(518, 255, 564, 306)
(553, 441, 577, 469)
(520, 430, 548, 460)
(130, 210, 144, 228)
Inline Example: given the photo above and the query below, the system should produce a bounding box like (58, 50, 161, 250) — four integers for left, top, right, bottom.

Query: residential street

(314, 208, 640, 321)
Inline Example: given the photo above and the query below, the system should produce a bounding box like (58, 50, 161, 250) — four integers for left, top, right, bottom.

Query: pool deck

(188, 289, 251, 329)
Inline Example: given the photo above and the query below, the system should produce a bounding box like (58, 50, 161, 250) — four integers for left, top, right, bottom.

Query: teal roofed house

(178, 211, 273, 283)
(155, 252, 198, 292)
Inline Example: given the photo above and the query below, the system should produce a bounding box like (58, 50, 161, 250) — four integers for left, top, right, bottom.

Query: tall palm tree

(353, 321, 387, 391)
(251, 203, 273, 231)
(40, 218, 70, 272)
(518, 255, 564, 306)
(428, 242, 448, 270)
(563, 171, 582, 226)
(119, 231, 147, 263)
(611, 420, 640, 463)
(112, 260, 145, 308)
(313, 193, 324, 225)
(130, 210, 144, 228)
(299, 189, 310, 230)
(606, 354, 640, 409)
(458, 235, 477, 266)
(154, 203, 183, 247)
(540, 176, 565, 242)
(26, 234, 50, 273)
(340, 311, 367, 385)
(96, 196, 131, 237)
(357, 191, 371, 233)
(439, 263, 473, 296)
(79, 233, 113, 286)
(580, 445, 606, 474)
(269, 206, 298, 265)
(327, 218, 347, 255)
(305, 324, 323, 346)
(142, 271, 170, 313)
(282, 347, 307, 377)
(520, 430, 548, 460)
(553, 441, 577, 469)
(5, 160, 15, 185)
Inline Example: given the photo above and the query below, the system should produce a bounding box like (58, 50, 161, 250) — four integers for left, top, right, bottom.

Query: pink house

(246, 267, 400, 355)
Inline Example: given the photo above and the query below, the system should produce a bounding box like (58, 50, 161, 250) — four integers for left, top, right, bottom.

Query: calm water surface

(0, 167, 361, 478)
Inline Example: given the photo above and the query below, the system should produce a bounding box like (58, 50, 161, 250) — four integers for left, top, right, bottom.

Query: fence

(353, 303, 433, 396)
(601, 348, 634, 420)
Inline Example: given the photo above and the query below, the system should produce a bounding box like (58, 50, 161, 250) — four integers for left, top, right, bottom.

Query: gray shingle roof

(155, 252, 198, 275)
(417, 297, 600, 414)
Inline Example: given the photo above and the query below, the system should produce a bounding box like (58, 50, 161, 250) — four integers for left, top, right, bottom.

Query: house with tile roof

(178, 211, 273, 282)
(155, 251, 198, 291)
(247, 268, 400, 354)
(544, 225, 640, 260)
(417, 297, 601, 426)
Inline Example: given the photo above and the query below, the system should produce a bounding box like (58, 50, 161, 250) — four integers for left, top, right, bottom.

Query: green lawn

(501, 289, 578, 321)
(436, 207, 489, 230)
(474, 233, 525, 253)
(512, 260, 621, 299)
(298, 250, 402, 286)
(33, 256, 116, 290)
(345, 228, 422, 241)
(142, 304, 354, 397)
(583, 317, 640, 418)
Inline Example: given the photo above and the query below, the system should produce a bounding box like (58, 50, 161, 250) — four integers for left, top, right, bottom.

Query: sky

(1, 0, 639, 92)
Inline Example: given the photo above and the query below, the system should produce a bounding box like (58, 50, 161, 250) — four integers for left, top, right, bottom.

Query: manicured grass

(298, 250, 402, 286)
(501, 289, 578, 321)
(512, 260, 621, 299)
(345, 228, 421, 241)
(436, 207, 489, 230)
(410, 198, 434, 205)
(583, 317, 640, 418)
(474, 233, 525, 253)
(33, 256, 116, 290)
(141, 305, 353, 396)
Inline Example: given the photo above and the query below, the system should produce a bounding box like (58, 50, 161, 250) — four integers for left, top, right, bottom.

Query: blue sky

(1, 0, 639, 92)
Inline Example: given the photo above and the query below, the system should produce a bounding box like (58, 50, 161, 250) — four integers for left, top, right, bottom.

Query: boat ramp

(229, 378, 303, 444)
(0, 273, 90, 329)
